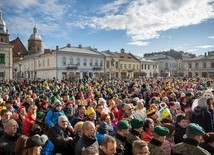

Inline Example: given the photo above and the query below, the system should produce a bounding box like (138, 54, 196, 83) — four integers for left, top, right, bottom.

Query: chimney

(67, 43, 71, 48)
(56, 46, 59, 50)
(78, 44, 82, 48)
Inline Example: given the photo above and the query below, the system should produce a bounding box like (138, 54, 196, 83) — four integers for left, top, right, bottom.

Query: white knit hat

(203, 90, 213, 99)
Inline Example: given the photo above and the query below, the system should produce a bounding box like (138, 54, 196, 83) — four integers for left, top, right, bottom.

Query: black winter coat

(75, 134, 98, 155)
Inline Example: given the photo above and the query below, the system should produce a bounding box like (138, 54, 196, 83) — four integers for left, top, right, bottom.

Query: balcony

(67, 64, 78, 70)
(93, 65, 102, 71)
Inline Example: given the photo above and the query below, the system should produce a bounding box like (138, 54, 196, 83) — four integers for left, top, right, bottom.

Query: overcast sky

(2, 0, 214, 56)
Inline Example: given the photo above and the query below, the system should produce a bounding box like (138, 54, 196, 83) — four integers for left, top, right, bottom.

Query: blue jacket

(45, 108, 69, 128)
(96, 132, 106, 145)
(41, 140, 54, 155)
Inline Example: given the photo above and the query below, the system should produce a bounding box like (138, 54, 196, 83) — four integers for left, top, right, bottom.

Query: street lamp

(19, 62, 22, 79)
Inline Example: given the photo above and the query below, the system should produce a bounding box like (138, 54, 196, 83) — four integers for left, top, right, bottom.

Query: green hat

(37, 111, 45, 119)
(187, 123, 205, 136)
(130, 118, 144, 129)
(117, 120, 131, 129)
(154, 126, 169, 136)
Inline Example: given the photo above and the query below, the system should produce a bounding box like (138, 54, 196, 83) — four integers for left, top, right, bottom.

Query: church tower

(0, 6, 13, 80)
(28, 25, 43, 54)
(0, 7, 9, 43)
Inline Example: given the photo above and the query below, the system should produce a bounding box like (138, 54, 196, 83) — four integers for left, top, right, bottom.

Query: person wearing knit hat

(96, 121, 108, 145)
(126, 118, 145, 155)
(45, 100, 71, 128)
(114, 120, 130, 155)
(84, 107, 96, 123)
(203, 89, 213, 99)
(172, 123, 210, 155)
(148, 126, 169, 155)
(191, 97, 213, 133)
(26, 134, 47, 149)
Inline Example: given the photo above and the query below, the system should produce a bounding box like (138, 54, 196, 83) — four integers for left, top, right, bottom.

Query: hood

(193, 106, 207, 115)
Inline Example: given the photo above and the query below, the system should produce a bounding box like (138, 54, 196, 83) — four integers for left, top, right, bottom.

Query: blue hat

(187, 123, 205, 136)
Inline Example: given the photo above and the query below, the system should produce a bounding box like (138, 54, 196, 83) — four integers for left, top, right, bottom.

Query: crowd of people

(0, 77, 213, 155)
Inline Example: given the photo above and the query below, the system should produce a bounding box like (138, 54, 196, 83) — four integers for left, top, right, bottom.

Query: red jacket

(22, 112, 36, 136)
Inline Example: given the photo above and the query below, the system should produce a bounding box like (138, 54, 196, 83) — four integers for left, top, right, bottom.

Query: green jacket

(172, 138, 211, 155)
(148, 138, 167, 155)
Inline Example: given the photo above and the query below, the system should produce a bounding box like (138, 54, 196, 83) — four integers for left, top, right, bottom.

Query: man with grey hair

(48, 116, 73, 155)
(0, 119, 20, 155)
(75, 121, 98, 155)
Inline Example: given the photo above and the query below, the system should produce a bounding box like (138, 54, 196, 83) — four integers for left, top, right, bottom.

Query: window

(62, 57, 66, 66)
(107, 61, 110, 68)
(100, 60, 103, 66)
(133, 64, 135, 69)
(38, 60, 41, 67)
(70, 57, 73, 65)
(211, 62, 214, 68)
(0, 54, 5, 64)
(0, 38, 3, 42)
(188, 63, 192, 68)
(142, 64, 144, 69)
(129, 64, 131, 69)
(77, 58, 80, 66)
(148, 65, 150, 69)
(95, 60, 98, 66)
(195, 63, 198, 68)
(195, 72, 198, 76)
(35, 60, 37, 68)
(90, 59, 93, 66)
(116, 62, 119, 68)
(83, 58, 87, 66)
(43, 59, 45, 67)
(203, 62, 206, 68)
(124, 64, 126, 69)
(47, 59, 49, 66)
(145, 64, 146, 69)
(120, 64, 123, 69)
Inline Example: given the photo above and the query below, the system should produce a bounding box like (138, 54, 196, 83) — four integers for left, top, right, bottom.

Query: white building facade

(0, 9, 13, 80)
(14, 44, 105, 80)
(182, 52, 214, 78)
